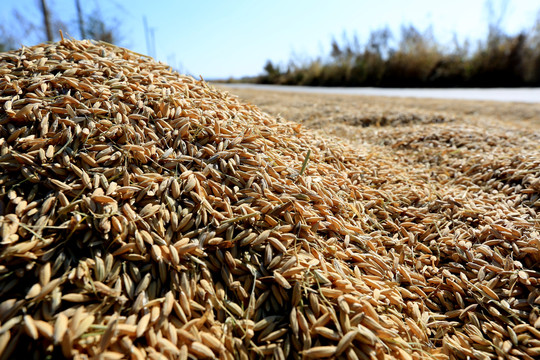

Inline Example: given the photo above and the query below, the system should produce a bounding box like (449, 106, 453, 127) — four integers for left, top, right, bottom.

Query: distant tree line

(257, 11, 540, 88)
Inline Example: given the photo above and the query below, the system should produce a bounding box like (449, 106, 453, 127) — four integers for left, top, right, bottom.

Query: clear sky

(1, 0, 539, 79)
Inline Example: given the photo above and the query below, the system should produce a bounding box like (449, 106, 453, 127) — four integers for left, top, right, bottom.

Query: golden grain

(53, 312, 68, 345)
(0, 38, 538, 360)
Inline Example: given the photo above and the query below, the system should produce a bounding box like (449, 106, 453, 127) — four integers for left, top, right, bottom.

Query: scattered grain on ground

(0, 39, 538, 360)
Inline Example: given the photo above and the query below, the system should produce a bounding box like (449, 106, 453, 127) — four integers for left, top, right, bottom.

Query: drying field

(221, 88, 540, 358)
(0, 38, 539, 360)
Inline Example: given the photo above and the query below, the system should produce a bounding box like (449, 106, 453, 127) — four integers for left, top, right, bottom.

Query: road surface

(222, 83, 540, 103)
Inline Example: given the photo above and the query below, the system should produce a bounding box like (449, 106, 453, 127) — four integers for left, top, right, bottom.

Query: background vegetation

(0, 0, 120, 52)
(256, 10, 540, 88)
(1, 1, 538, 88)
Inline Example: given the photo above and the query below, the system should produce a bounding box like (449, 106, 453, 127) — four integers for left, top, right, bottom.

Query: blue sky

(1, 0, 539, 79)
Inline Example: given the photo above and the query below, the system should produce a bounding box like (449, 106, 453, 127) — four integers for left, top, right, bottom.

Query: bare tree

(39, 0, 53, 42)
(485, 0, 509, 48)
(1, 0, 122, 50)
(75, 0, 86, 39)
(84, 9, 117, 43)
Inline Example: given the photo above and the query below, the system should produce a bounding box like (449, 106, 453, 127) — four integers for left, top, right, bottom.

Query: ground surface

(214, 87, 540, 359)
(223, 83, 540, 103)
(219, 86, 540, 142)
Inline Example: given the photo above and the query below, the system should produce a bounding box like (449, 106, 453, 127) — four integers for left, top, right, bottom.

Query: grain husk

(0, 38, 539, 359)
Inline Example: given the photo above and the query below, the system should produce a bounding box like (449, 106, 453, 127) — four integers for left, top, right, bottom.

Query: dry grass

(0, 39, 539, 360)
(256, 23, 540, 87)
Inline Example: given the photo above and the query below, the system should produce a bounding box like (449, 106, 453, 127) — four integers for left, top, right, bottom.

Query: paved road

(222, 83, 540, 103)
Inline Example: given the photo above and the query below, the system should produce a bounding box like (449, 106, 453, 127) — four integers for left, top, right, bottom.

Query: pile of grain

(229, 88, 540, 360)
(0, 39, 538, 360)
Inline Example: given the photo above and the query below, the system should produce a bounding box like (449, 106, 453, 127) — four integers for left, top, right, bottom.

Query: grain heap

(0, 38, 539, 360)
